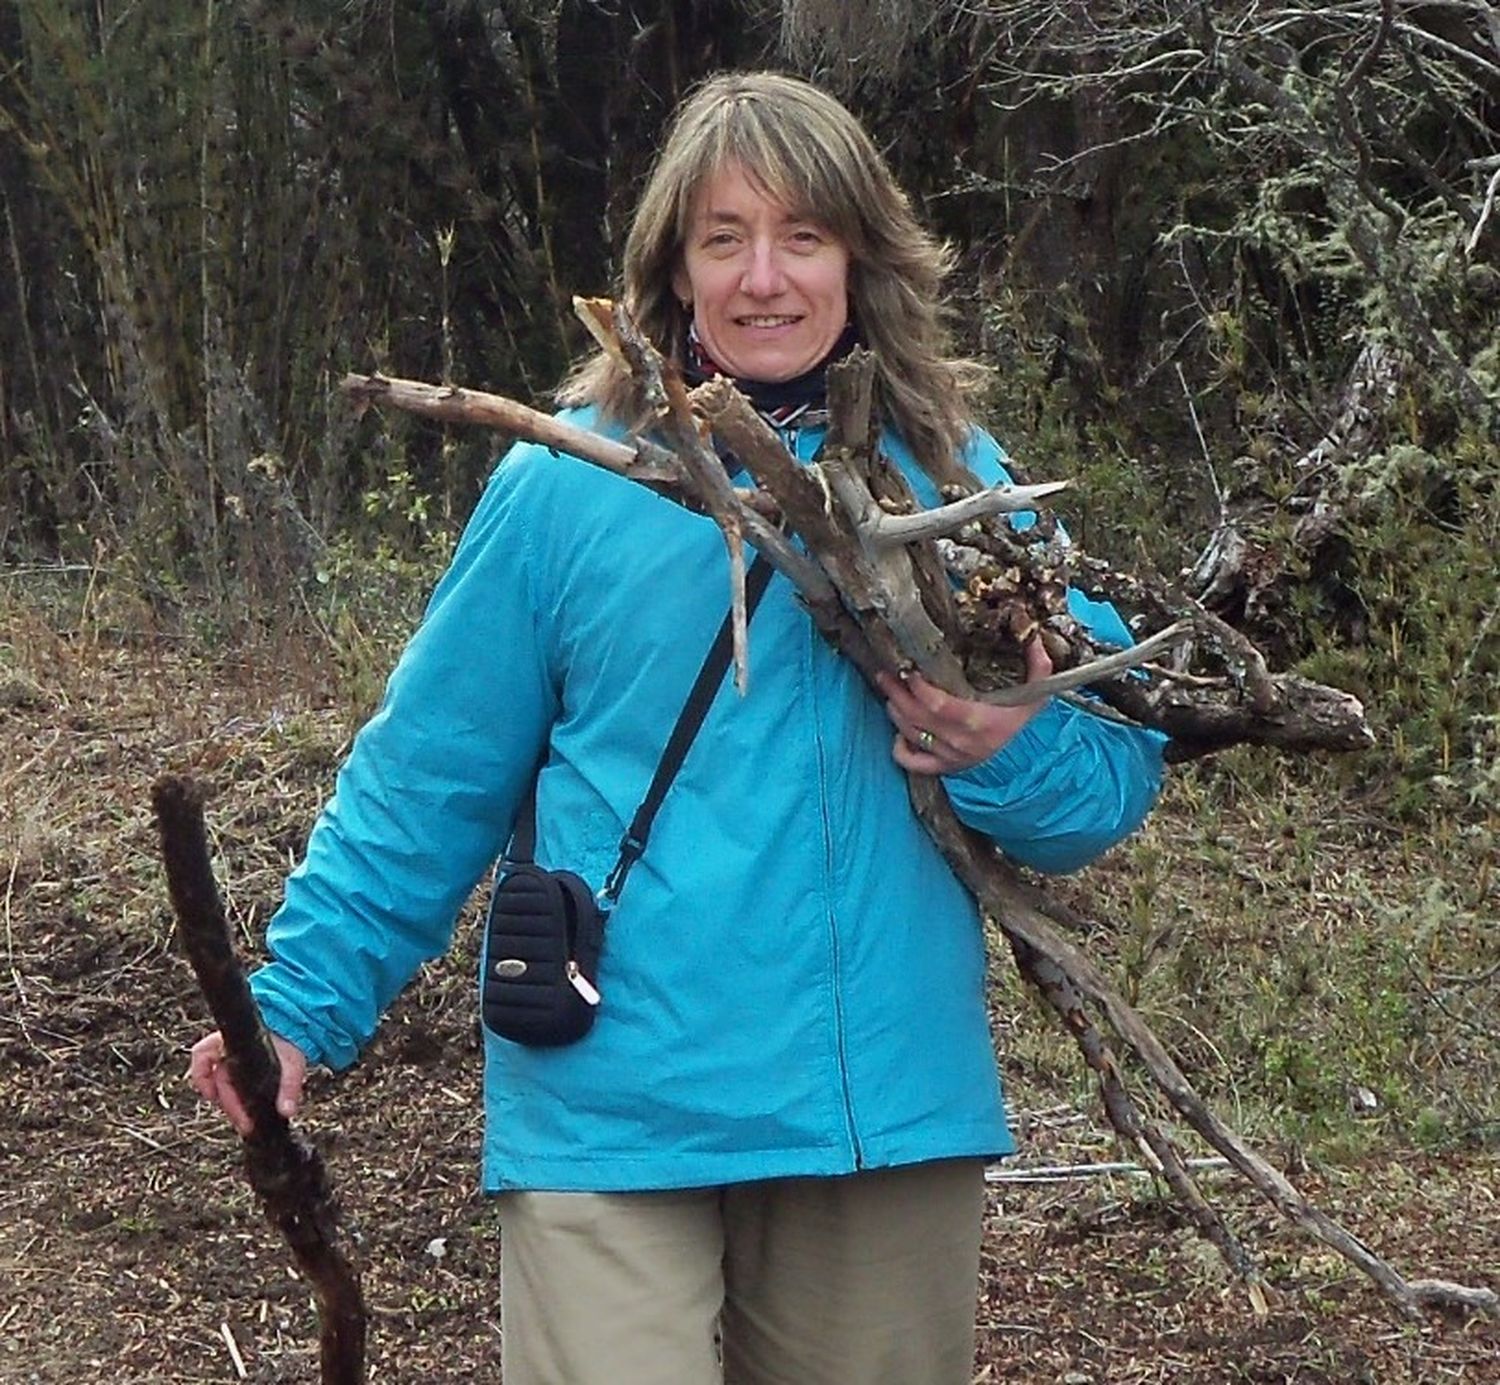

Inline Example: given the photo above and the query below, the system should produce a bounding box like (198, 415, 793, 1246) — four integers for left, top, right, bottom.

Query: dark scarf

(682, 322, 860, 431)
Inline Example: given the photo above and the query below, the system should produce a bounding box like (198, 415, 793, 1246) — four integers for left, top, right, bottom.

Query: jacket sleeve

(940, 428, 1167, 874)
(249, 449, 561, 1068)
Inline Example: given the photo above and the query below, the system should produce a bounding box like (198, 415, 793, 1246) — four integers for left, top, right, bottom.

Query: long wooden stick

(153, 775, 367, 1384)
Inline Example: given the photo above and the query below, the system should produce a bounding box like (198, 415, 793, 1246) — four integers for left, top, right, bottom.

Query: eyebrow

(696, 208, 823, 228)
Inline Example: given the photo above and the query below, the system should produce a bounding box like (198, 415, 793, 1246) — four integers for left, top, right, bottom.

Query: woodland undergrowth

(3, 0, 1497, 1168)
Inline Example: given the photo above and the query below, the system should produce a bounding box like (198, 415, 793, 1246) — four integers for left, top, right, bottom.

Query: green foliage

(309, 456, 459, 725)
(1287, 441, 1499, 819)
(992, 770, 1500, 1159)
(976, 287, 1206, 575)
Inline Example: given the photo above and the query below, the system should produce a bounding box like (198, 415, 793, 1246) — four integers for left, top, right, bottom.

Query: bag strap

(510, 554, 775, 906)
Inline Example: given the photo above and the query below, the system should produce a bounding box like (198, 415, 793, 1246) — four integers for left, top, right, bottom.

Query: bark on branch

(340, 372, 777, 517)
(152, 775, 367, 1384)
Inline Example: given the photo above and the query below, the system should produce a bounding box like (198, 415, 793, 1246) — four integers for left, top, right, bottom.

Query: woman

(191, 72, 1164, 1384)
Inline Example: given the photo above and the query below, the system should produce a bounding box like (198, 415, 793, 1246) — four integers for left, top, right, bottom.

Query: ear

(671, 262, 692, 310)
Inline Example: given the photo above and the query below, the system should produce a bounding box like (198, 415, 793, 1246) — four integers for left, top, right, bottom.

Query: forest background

(0, 1, 1497, 1381)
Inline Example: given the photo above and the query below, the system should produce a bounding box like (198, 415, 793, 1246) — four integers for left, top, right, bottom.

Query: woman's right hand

(187, 1029, 309, 1136)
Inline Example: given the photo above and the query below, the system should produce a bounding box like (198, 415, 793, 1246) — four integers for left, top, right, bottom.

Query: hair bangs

(673, 95, 866, 251)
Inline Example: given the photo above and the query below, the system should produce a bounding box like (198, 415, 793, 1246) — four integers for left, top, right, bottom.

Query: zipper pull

(566, 960, 601, 1006)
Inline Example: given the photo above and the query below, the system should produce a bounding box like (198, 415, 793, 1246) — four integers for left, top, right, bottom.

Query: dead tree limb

(340, 371, 778, 518)
(152, 774, 367, 1384)
(916, 780, 1498, 1320)
(703, 356, 1271, 1306)
(335, 346, 1497, 1320)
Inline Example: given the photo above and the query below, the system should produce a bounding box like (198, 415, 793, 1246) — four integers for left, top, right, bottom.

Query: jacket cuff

(249, 971, 361, 1073)
(939, 697, 1166, 874)
(946, 698, 1070, 795)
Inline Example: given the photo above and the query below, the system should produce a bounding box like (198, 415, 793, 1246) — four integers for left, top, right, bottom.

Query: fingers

(271, 1035, 308, 1120)
(875, 642, 1056, 774)
(890, 730, 952, 776)
(1023, 636, 1054, 681)
(876, 671, 990, 772)
(186, 1031, 223, 1103)
(187, 1030, 253, 1135)
(186, 1029, 308, 1135)
(878, 667, 967, 728)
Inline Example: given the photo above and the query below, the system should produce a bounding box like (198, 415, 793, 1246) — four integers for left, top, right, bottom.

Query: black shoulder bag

(481, 555, 774, 1047)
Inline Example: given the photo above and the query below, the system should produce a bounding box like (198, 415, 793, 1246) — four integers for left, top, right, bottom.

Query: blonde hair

(559, 71, 983, 486)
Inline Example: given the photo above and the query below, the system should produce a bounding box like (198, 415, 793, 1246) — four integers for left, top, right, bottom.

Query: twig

(1056, 687, 1158, 729)
(4, 848, 29, 1020)
(1404, 953, 1500, 1044)
(597, 303, 762, 689)
(865, 480, 1073, 546)
(152, 775, 367, 1385)
(726, 528, 750, 694)
(1176, 362, 1225, 521)
(690, 377, 895, 682)
(1457, 602, 1498, 685)
(821, 350, 969, 687)
(926, 791, 1497, 1320)
(980, 622, 1195, 707)
(0, 562, 99, 580)
(994, 907, 1262, 1297)
(1340, 0, 1394, 95)
(112, 1121, 172, 1155)
(986, 1156, 1232, 1183)
(0, 728, 62, 798)
(1469, 166, 1500, 256)
(219, 1321, 248, 1380)
(340, 371, 777, 518)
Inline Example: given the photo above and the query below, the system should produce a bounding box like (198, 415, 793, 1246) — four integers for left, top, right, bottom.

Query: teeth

(738, 316, 799, 327)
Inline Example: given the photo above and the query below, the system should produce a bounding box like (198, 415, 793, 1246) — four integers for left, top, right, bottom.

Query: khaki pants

(496, 1159, 987, 1385)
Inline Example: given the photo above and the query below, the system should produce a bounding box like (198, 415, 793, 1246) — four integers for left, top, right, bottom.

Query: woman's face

(673, 163, 850, 384)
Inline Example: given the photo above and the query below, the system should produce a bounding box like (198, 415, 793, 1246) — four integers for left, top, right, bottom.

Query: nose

(740, 239, 787, 298)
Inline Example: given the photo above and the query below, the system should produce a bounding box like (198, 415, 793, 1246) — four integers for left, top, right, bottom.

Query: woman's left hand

(876, 639, 1054, 775)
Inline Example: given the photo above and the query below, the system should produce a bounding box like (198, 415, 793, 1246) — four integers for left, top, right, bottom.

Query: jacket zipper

(813, 708, 864, 1169)
(793, 423, 863, 1169)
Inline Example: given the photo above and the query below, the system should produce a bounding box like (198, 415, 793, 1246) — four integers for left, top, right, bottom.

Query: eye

(700, 227, 740, 250)
(788, 227, 828, 250)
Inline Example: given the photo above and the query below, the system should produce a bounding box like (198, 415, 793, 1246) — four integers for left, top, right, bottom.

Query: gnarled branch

(153, 775, 368, 1384)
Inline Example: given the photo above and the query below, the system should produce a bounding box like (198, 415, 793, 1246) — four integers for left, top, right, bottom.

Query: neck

(682, 324, 860, 420)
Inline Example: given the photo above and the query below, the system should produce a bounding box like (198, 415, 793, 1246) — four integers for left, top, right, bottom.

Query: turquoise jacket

(250, 409, 1165, 1192)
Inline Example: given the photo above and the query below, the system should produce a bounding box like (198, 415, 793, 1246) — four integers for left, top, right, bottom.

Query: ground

(1, 603, 1496, 1383)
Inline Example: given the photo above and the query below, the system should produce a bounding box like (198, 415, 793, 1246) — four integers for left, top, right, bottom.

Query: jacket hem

(480, 1125, 1015, 1194)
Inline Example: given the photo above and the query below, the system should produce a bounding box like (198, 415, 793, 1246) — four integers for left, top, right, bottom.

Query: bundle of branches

(340, 300, 1495, 1321)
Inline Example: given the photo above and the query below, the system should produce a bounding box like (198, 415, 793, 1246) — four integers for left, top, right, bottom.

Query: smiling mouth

(735, 315, 803, 328)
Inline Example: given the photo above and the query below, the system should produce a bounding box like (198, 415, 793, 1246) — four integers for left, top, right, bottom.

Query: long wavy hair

(559, 71, 984, 486)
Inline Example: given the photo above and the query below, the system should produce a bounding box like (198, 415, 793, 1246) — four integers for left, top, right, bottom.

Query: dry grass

(1, 579, 1496, 1382)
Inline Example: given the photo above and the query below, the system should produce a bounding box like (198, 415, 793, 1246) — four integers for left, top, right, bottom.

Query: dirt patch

(1, 611, 1496, 1382)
